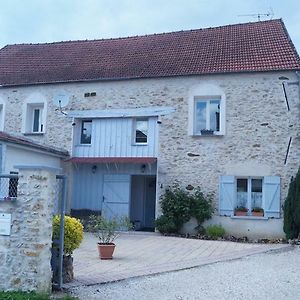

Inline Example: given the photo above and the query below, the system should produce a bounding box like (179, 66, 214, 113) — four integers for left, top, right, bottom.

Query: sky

(0, 0, 300, 53)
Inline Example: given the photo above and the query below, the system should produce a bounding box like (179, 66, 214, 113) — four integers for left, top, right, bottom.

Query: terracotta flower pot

(235, 211, 247, 216)
(252, 211, 264, 217)
(97, 243, 116, 260)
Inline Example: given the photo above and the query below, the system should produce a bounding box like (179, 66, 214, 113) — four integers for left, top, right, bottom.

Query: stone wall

(0, 166, 57, 292)
(0, 71, 299, 236)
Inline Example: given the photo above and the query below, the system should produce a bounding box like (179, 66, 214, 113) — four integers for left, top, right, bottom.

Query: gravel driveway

(70, 246, 300, 300)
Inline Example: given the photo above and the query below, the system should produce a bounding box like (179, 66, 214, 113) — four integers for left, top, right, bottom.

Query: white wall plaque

(0, 213, 11, 236)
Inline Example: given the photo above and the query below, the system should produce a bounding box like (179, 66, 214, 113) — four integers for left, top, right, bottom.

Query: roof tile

(0, 19, 299, 86)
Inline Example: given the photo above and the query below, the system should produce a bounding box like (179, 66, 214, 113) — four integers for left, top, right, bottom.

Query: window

(219, 175, 281, 218)
(24, 103, 45, 134)
(80, 120, 92, 144)
(194, 98, 221, 134)
(0, 103, 4, 131)
(32, 107, 43, 132)
(236, 178, 263, 213)
(8, 172, 18, 199)
(134, 119, 148, 144)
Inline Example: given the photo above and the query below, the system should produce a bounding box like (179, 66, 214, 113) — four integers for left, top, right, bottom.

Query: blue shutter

(219, 176, 235, 216)
(0, 143, 2, 173)
(263, 176, 280, 218)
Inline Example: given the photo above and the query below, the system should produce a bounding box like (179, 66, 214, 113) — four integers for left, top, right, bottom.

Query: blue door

(102, 174, 130, 220)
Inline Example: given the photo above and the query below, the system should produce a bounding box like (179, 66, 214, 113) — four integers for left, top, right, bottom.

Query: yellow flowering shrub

(52, 215, 83, 255)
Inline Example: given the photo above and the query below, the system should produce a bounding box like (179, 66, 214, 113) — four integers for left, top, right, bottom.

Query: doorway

(130, 175, 156, 231)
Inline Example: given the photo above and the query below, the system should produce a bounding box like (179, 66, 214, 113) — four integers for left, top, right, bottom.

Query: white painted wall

(3, 144, 62, 173)
(181, 216, 285, 239)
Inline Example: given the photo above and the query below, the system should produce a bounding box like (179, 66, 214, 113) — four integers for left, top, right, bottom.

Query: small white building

(0, 131, 68, 200)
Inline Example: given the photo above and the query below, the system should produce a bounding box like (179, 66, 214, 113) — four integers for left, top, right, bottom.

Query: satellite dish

(53, 93, 70, 108)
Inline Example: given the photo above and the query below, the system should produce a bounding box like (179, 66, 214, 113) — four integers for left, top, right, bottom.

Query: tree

(283, 168, 300, 239)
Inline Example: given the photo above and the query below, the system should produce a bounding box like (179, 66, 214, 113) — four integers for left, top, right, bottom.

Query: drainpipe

(296, 71, 300, 101)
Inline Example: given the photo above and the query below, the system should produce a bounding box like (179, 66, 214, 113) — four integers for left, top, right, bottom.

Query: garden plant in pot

(234, 206, 248, 216)
(252, 207, 264, 217)
(88, 215, 132, 260)
(52, 215, 83, 283)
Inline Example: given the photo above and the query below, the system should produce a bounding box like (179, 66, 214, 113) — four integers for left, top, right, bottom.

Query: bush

(284, 168, 300, 239)
(155, 186, 213, 234)
(155, 215, 177, 234)
(52, 215, 84, 255)
(206, 224, 226, 239)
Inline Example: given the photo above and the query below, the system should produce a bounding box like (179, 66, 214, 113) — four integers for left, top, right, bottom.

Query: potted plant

(234, 206, 248, 216)
(252, 207, 264, 217)
(88, 215, 132, 260)
(200, 129, 214, 136)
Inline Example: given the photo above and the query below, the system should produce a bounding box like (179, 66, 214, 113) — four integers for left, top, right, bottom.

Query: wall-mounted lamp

(92, 165, 97, 174)
(141, 164, 146, 173)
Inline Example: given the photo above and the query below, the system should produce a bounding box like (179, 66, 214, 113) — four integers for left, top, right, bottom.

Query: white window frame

(194, 97, 221, 134)
(188, 83, 226, 136)
(133, 118, 148, 145)
(0, 100, 5, 131)
(32, 106, 44, 133)
(22, 93, 47, 135)
(235, 176, 264, 215)
(80, 120, 92, 145)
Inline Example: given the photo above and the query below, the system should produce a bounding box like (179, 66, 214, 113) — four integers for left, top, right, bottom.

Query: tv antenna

(238, 8, 274, 21)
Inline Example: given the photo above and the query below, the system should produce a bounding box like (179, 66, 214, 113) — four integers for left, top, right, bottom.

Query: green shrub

(0, 291, 77, 300)
(155, 186, 213, 234)
(206, 224, 226, 239)
(52, 215, 84, 255)
(155, 215, 177, 234)
(284, 168, 300, 239)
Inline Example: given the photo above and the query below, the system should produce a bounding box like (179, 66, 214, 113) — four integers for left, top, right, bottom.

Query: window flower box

(200, 129, 214, 136)
(234, 206, 248, 216)
(251, 207, 264, 217)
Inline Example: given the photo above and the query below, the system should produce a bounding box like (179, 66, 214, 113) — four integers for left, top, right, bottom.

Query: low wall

(0, 166, 59, 292)
(181, 216, 285, 239)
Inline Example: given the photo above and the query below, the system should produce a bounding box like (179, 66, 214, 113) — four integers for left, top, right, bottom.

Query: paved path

(69, 246, 300, 300)
(64, 232, 290, 288)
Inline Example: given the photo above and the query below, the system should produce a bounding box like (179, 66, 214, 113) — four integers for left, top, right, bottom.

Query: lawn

(0, 291, 76, 300)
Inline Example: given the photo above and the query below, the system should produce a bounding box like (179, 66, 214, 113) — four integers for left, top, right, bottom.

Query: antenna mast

(238, 8, 274, 21)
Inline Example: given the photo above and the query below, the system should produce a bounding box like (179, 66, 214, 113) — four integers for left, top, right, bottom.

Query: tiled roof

(0, 131, 69, 157)
(0, 19, 299, 86)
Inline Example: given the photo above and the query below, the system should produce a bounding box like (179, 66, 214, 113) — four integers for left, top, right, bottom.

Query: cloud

(0, 0, 299, 52)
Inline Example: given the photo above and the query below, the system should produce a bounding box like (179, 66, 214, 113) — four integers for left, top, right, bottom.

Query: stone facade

(0, 167, 57, 292)
(0, 71, 299, 237)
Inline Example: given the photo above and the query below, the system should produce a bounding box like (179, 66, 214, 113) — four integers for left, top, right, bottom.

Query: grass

(0, 291, 77, 300)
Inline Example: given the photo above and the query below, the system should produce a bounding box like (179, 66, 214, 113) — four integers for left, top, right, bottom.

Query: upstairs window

(80, 120, 92, 144)
(134, 119, 148, 144)
(25, 103, 45, 134)
(194, 98, 221, 135)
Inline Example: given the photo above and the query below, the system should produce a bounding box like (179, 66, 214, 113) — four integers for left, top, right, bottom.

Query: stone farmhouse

(0, 19, 299, 238)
